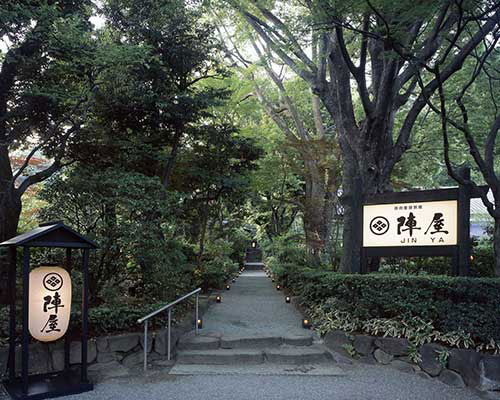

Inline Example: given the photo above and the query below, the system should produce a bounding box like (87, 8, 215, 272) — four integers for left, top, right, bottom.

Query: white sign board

(363, 200, 458, 247)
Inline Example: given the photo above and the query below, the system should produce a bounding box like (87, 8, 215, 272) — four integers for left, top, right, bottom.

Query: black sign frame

(361, 173, 488, 276)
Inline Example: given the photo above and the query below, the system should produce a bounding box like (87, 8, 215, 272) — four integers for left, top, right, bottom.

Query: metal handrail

(138, 287, 201, 371)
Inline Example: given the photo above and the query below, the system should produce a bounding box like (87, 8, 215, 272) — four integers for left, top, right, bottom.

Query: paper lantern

(29, 266, 71, 342)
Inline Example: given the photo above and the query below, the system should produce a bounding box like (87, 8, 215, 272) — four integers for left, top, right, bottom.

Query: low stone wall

(324, 330, 500, 393)
(0, 297, 210, 381)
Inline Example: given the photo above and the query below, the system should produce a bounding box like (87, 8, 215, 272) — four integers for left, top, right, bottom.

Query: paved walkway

(201, 270, 309, 337)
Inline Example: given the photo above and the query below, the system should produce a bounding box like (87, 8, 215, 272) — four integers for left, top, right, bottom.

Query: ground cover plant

(272, 263, 500, 354)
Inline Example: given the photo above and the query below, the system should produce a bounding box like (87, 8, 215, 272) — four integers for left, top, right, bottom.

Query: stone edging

(0, 296, 211, 381)
(323, 330, 500, 394)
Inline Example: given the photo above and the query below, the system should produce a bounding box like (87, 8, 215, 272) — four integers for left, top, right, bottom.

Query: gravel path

(35, 363, 485, 400)
(201, 271, 310, 337)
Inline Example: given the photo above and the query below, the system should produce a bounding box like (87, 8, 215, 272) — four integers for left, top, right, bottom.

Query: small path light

(216, 295, 222, 303)
(285, 296, 291, 303)
(302, 319, 312, 329)
(226, 285, 230, 290)
(197, 319, 203, 329)
(470, 255, 474, 261)
(232, 278, 236, 283)
(271, 278, 275, 282)
(276, 285, 281, 291)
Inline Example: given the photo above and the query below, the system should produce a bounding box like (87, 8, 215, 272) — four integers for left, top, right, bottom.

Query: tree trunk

(0, 198, 21, 243)
(302, 157, 337, 265)
(338, 128, 394, 273)
(494, 218, 500, 277)
(0, 146, 21, 242)
(339, 151, 363, 273)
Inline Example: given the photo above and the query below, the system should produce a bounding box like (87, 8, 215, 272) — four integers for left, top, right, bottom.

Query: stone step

(176, 345, 332, 366)
(243, 262, 264, 271)
(220, 336, 282, 349)
(177, 335, 220, 351)
(176, 349, 265, 365)
(264, 345, 332, 365)
(178, 334, 314, 352)
(169, 363, 344, 376)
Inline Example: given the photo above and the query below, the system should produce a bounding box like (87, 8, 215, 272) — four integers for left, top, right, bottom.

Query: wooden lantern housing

(0, 222, 98, 400)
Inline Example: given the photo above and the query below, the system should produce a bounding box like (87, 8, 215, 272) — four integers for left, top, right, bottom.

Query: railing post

(195, 294, 199, 335)
(144, 320, 148, 372)
(167, 308, 171, 361)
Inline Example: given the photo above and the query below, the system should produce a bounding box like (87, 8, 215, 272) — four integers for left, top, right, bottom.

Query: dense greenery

(271, 263, 500, 351)
(2, 0, 259, 326)
(1, 0, 499, 342)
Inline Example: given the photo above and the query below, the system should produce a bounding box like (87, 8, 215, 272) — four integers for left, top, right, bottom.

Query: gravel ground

(201, 271, 310, 337)
(27, 363, 486, 400)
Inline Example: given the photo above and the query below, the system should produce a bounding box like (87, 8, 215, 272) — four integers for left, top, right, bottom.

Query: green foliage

(195, 238, 239, 290)
(341, 343, 357, 358)
(86, 303, 170, 335)
(471, 235, 497, 278)
(279, 266, 500, 347)
(264, 233, 309, 267)
(38, 165, 196, 302)
(0, 301, 195, 341)
(437, 349, 450, 368)
(0, 306, 8, 347)
(379, 257, 452, 276)
(378, 234, 496, 278)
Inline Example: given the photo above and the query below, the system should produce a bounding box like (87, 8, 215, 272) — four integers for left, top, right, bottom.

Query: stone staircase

(175, 333, 332, 366)
(242, 262, 265, 271)
(168, 270, 343, 376)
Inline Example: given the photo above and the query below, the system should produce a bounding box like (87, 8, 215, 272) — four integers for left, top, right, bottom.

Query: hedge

(0, 301, 194, 346)
(275, 264, 500, 344)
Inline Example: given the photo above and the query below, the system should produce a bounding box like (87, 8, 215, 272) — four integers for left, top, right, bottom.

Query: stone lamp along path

(170, 271, 343, 376)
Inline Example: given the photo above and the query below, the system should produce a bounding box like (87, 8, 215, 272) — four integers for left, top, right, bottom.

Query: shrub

(263, 234, 308, 266)
(279, 266, 500, 345)
(471, 236, 496, 277)
(379, 256, 452, 275)
(0, 301, 195, 342)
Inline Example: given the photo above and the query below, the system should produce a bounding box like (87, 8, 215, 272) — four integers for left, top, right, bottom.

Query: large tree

(97, 0, 230, 190)
(427, 38, 500, 275)
(0, 0, 97, 241)
(226, 0, 500, 272)
(214, 17, 341, 261)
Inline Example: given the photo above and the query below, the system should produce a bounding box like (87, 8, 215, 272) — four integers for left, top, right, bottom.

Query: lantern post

(0, 222, 98, 400)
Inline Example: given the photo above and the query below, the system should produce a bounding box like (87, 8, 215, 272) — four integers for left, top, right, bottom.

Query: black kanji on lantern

(41, 314, 61, 333)
(43, 292, 64, 313)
